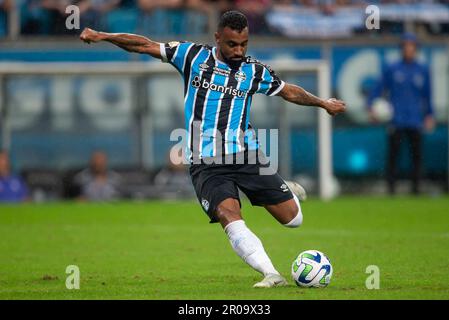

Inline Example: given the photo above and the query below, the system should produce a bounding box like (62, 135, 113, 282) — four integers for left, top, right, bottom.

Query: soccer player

(80, 11, 346, 287)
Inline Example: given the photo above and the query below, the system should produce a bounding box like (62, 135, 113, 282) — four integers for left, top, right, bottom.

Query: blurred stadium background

(0, 0, 448, 202)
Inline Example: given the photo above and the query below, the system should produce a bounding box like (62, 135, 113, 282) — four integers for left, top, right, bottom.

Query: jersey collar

(212, 47, 246, 70)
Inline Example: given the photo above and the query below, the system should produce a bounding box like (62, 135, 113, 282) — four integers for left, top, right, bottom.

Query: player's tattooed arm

(80, 28, 162, 59)
(279, 83, 346, 116)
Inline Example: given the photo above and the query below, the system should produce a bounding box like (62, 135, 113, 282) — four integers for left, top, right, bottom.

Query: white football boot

(285, 180, 307, 201)
(253, 273, 288, 288)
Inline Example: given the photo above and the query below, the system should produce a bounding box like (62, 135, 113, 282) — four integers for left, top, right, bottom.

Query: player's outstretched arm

(80, 27, 162, 59)
(279, 83, 346, 116)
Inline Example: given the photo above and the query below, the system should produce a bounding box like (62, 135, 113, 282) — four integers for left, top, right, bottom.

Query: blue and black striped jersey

(160, 41, 285, 162)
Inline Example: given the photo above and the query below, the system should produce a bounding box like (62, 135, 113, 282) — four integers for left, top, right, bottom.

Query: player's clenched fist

(80, 28, 102, 44)
(322, 98, 346, 116)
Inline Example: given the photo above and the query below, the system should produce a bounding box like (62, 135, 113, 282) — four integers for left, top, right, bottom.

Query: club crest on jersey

(234, 71, 246, 82)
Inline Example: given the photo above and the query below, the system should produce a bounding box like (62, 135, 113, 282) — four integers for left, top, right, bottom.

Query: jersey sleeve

(255, 64, 285, 96)
(159, 41, 195, 74)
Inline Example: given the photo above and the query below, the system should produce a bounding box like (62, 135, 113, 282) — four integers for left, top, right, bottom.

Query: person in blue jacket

(0, 150, 29, 203)
(367, 33, 435, 195)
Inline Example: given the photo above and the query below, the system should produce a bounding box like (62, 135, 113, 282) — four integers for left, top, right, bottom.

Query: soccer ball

(371, 98, 392, 122)
(291, 250, 333, 288)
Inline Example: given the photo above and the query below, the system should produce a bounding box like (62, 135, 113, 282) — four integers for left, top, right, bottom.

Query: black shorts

(189, 155, 293, 223)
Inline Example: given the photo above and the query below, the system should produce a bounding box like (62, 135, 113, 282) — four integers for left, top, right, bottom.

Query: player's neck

(216, 48, 244, 70)
(216, 48, 224, 62)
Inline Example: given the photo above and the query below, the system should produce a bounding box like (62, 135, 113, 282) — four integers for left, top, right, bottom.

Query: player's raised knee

(283, 197, 303, 228)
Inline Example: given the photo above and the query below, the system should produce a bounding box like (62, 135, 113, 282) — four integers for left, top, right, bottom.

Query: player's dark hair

(218, 11, 248, 32)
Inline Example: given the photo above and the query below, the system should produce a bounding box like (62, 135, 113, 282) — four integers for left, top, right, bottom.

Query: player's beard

(221, 50, 244, 70)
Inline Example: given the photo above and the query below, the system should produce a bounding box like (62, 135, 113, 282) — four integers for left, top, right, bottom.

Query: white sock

(284, 194, 303, 228)
(224, 220, 279, 276)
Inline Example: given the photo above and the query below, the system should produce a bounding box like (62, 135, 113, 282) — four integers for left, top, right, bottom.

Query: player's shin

(224, 220, 279, 276)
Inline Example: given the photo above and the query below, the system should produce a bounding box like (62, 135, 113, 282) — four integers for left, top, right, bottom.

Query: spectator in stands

(295, 0, 362, 11)
(235, 0, 272, 34)
(20, 0, 49, 34)
(303, 0, 361, 15)
(366, 33, 435, 195)
(78, 0, 122, 30)
(20, 0, 79, 35)
(138, 0, 209, 36)
(205, 0, 235, 16)
(38, 0, 72, 34)
(0, 150, 29, 203)
(153, 150, 194, 199)
(22, 0, 122, 35)
(274, 0, 298, 8)
(119, 0, 134, 7)
(138, 0, 183, 36)
(74, 151, 122, 201)
(298, 0, 317, 7)
(184, 0, 213, 34)
(0, 0, 12, 37)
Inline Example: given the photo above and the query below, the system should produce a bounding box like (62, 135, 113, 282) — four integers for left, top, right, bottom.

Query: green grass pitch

(1, 196, 448, 300)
